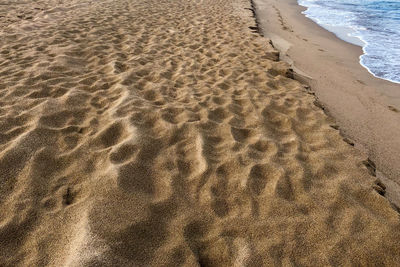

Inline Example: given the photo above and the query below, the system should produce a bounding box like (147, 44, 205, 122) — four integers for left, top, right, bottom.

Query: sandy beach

(253, 0, 400, 207)
(1, 0, 400, 265)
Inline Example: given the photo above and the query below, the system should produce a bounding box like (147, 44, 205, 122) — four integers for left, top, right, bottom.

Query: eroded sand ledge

(253, 0, 400, 207)
(0, 0, 400, 265)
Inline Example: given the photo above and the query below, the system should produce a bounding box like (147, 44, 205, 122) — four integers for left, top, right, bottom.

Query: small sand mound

(0, 0, 400, 265)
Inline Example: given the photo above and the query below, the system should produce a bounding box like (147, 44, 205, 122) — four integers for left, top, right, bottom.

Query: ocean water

(297, 0, 400, 84)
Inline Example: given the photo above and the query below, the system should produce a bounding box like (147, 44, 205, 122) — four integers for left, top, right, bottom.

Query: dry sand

(253, 0, 400, 207)
(0, 0, 400, 265)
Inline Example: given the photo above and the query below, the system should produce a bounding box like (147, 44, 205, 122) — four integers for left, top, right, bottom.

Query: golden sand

(0, 0, 399, 265)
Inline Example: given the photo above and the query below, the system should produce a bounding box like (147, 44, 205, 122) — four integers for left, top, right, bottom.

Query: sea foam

(298, 0, 400, 84)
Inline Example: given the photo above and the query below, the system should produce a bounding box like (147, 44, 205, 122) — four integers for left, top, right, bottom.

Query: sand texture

(0, 0, 400, 265)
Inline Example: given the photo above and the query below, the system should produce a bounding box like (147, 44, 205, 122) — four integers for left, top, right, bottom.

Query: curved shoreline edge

(297, 1, 400, 85)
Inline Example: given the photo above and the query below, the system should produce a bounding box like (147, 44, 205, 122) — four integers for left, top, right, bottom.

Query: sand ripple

(0, 0, 400, 265)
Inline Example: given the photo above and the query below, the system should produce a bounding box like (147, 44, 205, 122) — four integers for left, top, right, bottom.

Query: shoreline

(253, 0, 400, 206)
(297, 2, 400, 85)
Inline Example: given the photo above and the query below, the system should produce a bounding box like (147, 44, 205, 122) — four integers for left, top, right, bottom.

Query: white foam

(297, 0, 400, 84)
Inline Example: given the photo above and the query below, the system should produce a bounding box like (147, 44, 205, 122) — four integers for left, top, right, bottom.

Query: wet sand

(1, 0, 400, 265)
